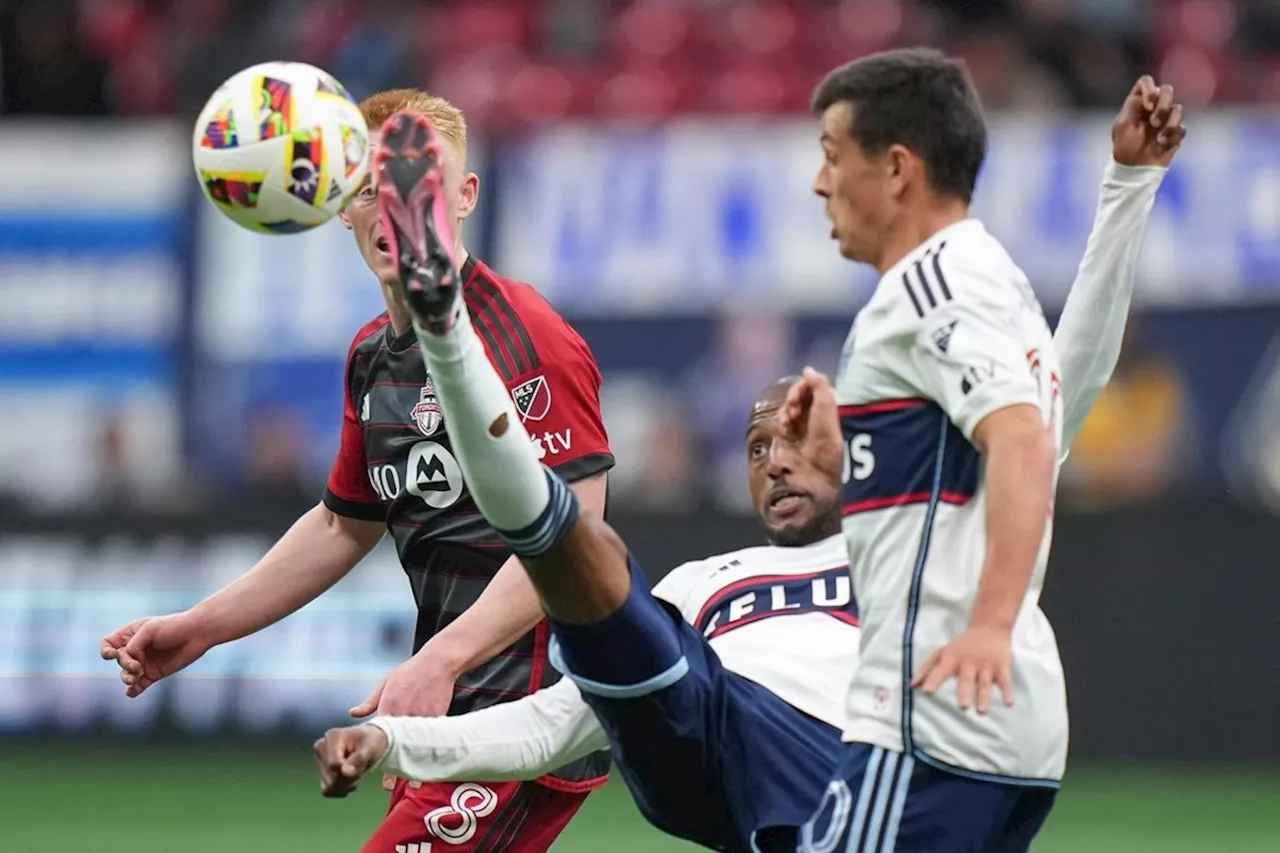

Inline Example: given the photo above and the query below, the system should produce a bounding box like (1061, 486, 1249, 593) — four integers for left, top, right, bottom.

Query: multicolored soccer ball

(192, 61, 369, 234)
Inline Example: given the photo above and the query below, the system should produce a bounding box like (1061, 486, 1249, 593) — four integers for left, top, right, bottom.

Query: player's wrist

(1106, 157, 1167, 182)
(361, 721, 393, 765)
(412, 639, 468, 680)
(172, 608, 219, 650)
(966, 604, 1018, 635)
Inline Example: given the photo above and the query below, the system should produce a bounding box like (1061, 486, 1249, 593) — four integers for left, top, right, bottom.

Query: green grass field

(4, 740, 1277, 852)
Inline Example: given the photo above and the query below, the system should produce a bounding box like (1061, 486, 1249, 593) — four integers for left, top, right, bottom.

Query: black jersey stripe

(464, 291, 518, 381)
(473, 274, 540, 374)
(913, 262, 938, 309)
(931, 245, 953, 300)
(902, 241, 954, 317)
(468, 287, 525, 378)
(901, 271, 925, 317)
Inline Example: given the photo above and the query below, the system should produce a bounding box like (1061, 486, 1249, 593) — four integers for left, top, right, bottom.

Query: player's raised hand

(100, 613, 210, 697)
(778, 367, 844, 482)
(912, 624, 1015, 715)
(1112, 76, 1186, 168)
(313, 724, 390, 798)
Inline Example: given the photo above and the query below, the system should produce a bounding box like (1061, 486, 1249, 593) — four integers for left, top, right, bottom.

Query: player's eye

(749, 441, 768, 461)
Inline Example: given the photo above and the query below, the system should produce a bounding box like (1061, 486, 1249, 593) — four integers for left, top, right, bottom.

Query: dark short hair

(812, 48, 987, 203)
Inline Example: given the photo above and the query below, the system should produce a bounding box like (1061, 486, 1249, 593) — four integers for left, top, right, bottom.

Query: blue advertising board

(489, 112, 1280, 313)
(0, 124, 189, 508)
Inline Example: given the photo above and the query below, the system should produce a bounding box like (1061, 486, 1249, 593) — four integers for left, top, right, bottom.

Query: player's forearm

(971, 417, 1056, 632)
(369, 680, 609, 782)
(419, 474, 608, 676)
(420, 552, 544, 677)
(190, 503, 383, 644)
(1055, 160, 1165, 449)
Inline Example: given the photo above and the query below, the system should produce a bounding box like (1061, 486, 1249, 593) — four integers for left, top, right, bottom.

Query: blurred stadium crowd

(2, 0, 1280, 520)
(6, 0, 1280, 122)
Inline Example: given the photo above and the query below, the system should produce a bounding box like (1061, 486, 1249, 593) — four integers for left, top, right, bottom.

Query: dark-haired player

(783, 56, 1186, 851)
(343, 68, 1182, 852)
(101, 89, 611, 853)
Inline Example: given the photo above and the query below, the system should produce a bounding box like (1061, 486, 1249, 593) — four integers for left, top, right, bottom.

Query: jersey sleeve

(650, 560, 703, 621)
(323, 341, 387, 521)
(1054, 160, 1165, 454)
(507, 314, 615, 484)
(907, 254, 1042, 442)
(369, 678, 608, 783)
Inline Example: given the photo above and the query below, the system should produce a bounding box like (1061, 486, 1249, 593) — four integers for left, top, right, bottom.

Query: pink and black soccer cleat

(375, 110, 461, 333)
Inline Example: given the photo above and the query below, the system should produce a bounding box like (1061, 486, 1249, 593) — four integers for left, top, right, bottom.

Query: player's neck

(875, 199, 970, 274)
(382, 245, 471, 335)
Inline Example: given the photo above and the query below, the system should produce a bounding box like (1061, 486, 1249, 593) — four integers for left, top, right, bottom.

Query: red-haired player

(101, 90, 612, 853)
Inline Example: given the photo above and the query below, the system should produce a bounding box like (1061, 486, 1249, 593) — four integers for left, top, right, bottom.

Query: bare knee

(523, 514, 632, 624)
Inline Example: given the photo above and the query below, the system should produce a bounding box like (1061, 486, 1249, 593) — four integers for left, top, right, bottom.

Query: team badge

(410, 379, 443, 436)
(511, 375, 551, 422)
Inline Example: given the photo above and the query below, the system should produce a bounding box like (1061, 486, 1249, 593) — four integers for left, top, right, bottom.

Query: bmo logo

(368, 441, 464, 508)
(841, 433, 875, 484)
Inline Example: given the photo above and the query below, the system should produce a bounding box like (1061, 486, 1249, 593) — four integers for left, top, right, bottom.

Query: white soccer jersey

(835, 217, 1068, 783)
(655, 534, 857, 727)
(369, 535, 857, 781)
(366, 159, 1167, 787)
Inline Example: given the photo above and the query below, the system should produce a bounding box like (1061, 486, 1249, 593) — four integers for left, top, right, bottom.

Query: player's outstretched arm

(186, 502, 384, 642)
(101, 503, 384, 696)
(381, 678, 608, 783)
(1056, 76, 1186, 450)
(316, 679, 607, 796)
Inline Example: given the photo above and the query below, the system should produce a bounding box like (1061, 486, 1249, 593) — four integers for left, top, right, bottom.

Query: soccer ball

(192, 61, 370, 234)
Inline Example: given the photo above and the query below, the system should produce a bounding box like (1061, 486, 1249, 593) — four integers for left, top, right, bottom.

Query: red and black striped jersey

(323, 255, 613, 791)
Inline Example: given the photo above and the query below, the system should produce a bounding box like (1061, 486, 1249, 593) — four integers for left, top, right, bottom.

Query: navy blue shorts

(799, 743, 1057, 853)
(548, 558, 842, 853)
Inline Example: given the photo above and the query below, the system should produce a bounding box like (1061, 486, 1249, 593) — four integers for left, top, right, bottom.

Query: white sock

(414, 311, 550, 531)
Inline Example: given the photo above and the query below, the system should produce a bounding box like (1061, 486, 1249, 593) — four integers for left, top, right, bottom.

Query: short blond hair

(359, 88, 468, 169)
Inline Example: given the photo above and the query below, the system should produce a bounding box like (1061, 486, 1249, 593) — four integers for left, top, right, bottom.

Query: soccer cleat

(375, 110, 462, 334)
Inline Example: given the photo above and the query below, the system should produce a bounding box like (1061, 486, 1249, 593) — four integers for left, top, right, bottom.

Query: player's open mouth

(767, 489, 809, 516)
(375, 236, 391, 255)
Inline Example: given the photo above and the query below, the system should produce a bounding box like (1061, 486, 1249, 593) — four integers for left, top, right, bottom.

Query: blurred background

(1, 0, 1278, 850)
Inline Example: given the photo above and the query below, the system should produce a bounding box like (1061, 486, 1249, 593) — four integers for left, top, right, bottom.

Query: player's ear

(338, 210, 353, 230)
(458, 172, 480, 221)
(885, 144, 913, 198)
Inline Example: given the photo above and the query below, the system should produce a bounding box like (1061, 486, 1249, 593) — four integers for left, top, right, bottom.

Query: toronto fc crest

(411, 378, 443, 436)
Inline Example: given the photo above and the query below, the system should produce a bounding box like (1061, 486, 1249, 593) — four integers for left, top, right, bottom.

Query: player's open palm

(1112, 76, 1186, 168)
(912, 625, 1014, 715)
(99, 613, 210, 698)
